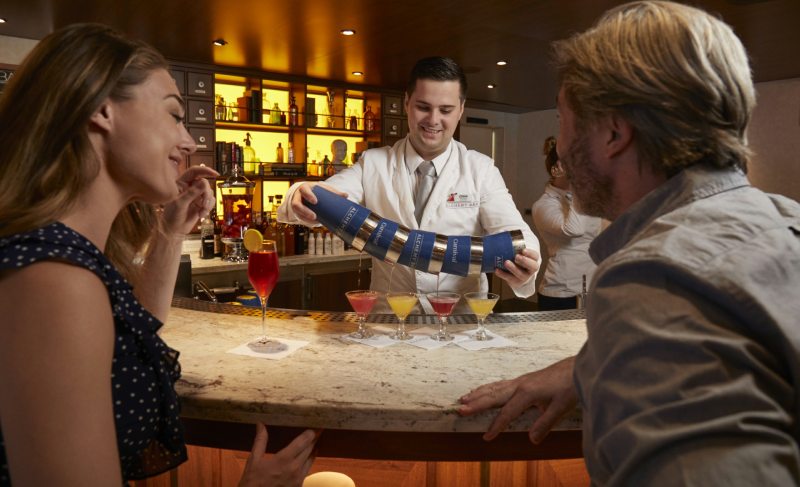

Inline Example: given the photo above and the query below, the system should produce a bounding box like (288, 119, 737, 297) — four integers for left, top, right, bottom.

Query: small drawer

(384, 117, 403, 138)
(187, 100, 214, 124)
(384, 95, 403, 116)
(169, 68, 185, 95)
(188, 152, 215, 169)
(187, 72, 213, 98)
(188, 127, 214, 151)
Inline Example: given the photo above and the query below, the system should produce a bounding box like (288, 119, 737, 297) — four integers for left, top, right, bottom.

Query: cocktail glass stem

(354, 314, 374, 338)
(393, 318, 409, 340)
(259, 296, 268, 341)
(434, 316, 453, 341)
(475, 317, 490, 341)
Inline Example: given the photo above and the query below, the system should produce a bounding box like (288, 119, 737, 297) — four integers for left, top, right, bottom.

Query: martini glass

(464, 292, 500, 341)
(386, 292, 418, 340)
(247, 240, 287, 353)
(426, 292, 460, 341)
(345, 290, 379, 339)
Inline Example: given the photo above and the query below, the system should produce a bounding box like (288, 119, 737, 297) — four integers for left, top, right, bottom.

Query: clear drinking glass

(247, 240, 287, 353)
(426, 292, 460, 341)
(386, 292, 418, 340)
(464, 292, 500, 341)
(345, 290, 379, 339)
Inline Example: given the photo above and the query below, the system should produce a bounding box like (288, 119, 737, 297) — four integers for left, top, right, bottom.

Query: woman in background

(532, 136, 602, 311)
(0, 24, 316, 486)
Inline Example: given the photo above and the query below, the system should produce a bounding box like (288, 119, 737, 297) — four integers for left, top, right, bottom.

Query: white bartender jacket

(279, 137, 540, 311)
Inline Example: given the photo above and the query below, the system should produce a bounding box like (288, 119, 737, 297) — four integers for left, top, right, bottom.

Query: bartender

(279, 56, 540, 308)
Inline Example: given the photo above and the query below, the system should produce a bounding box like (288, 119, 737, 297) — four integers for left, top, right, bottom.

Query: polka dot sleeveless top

(0, 222, 187, 484)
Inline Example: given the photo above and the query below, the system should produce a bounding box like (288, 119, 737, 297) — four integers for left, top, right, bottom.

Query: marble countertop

(162, 305, 586, 434)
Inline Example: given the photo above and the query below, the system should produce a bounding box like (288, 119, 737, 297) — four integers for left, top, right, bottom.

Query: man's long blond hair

(553, 1, 755, 176)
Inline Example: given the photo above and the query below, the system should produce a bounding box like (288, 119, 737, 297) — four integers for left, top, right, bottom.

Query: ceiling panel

(2, 0, 799, 112)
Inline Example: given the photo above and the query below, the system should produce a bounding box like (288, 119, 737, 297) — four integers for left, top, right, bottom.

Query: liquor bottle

(349, 109, 358, 130)
(322, 155, 334, 177)
(309, 230, 317, 255)
(283, 224, 295, 256)
(276, 142, 284, 163)
(287, 141, 295, 164)
(243, 132, 257, 175)
(269, 102, 282, 124)
(324, 231, 333, 255)
(314, 229, 324, 256)
(263, 212, 278, 247)
(199, 216, 215, 259)
(333, 234, 345, 255)
(364, 105, 376, 132)
(295, 225, 308, 255)
(577, 274, 588, 309)
(212, 210, 223, 258)
(289, 96, 299, 126)
(215, 95, 227, 120)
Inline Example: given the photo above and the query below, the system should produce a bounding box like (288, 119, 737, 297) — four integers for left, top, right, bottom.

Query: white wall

(748, 78, 800, 202)
(0, 35, 38, 64)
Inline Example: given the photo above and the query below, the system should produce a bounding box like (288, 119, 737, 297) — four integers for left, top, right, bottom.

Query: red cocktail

(248, 249, 279, 299)
(427, 292, 461, 341)
(247, 239, 285, 353)
(345, 290, 379, 339)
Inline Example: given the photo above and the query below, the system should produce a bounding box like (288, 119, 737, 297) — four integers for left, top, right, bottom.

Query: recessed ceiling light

(352, 71, 363, 76)
(341, 29, 356, 36)
(212, 38, 227, 46)
(496, 60, 508, 66)
(487, 84, 496, 89)
(0, 18, 7, 23)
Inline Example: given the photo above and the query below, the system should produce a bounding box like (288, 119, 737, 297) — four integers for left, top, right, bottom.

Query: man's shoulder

(600, 185, 800, 300)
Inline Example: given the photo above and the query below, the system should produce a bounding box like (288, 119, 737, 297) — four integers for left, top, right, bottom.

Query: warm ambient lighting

(352, 71, 363, 76)
(496, 60, 507, 66)
(487, 84, 496, 89)
(212, 38, 228, 46)
(340, 29, 356, 36)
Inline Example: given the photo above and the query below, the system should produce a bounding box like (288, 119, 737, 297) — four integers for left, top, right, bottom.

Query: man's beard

(561, 132, 615, 220)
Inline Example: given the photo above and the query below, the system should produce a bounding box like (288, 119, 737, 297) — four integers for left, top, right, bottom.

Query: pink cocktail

(427, 292, 460, 341)
(345, 290, 379, 339)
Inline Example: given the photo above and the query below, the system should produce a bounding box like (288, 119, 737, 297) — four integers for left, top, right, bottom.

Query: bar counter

(164, 298, 586, 461)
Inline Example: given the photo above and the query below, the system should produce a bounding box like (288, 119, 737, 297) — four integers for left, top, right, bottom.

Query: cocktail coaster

(341, 332, 396, 348)
(455, 329, 517, 351)
(406, 327, 472, 350)
(227, 338, 309, 360)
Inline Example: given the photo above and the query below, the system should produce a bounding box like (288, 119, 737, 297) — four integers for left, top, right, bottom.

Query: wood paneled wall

(134, 445, 589, 487)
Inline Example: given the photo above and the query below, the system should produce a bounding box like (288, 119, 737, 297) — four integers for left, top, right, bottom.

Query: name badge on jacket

(446, 192, 479, 209)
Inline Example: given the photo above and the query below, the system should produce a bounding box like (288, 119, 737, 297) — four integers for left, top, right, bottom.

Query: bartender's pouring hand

(457, 356, 577, 445)
(495, 248, 540, 288)
(291, 182, 348, 223)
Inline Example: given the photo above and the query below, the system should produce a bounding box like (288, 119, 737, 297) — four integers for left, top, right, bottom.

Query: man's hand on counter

(291, 182, 348, 223)
(457, 356, 577, 445)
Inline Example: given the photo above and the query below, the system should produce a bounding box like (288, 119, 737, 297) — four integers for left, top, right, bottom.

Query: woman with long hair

(0, 24, 316, 485)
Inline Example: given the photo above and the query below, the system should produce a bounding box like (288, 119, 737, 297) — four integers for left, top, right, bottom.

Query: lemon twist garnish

(243, 228, 264, 252)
